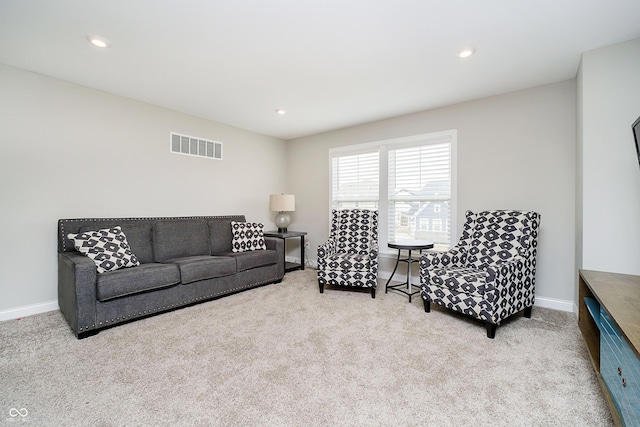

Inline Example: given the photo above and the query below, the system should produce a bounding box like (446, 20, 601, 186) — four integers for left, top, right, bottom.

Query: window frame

(329, 130, 457, 256)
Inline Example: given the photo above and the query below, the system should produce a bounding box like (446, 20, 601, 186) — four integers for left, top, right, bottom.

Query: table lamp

(270, 194, 295, 233)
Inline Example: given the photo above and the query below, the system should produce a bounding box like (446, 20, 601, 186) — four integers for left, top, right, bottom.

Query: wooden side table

(264, 231, 307, 272)
(385, 240, 434, 302)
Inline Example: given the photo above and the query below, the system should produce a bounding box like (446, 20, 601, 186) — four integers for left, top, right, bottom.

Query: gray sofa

(57, 215, 284, 338)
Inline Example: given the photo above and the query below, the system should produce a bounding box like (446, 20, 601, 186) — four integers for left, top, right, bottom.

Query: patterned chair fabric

(419, 210, 541, 338)
(317, 209, 379, 298)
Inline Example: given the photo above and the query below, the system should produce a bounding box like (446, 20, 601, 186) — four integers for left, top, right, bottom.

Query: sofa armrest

(264, 237, 285, 276)
(264, 236, 282, 252)
(58, 252, 98, 337)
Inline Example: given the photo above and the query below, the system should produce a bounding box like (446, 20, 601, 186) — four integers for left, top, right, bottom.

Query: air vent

(170, 132, 223, 160)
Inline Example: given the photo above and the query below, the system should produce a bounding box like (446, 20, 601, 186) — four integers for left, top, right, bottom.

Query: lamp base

(274, 211, 291, 234)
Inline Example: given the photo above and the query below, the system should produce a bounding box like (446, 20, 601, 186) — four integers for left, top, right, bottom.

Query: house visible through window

(330, 130, 456, 252)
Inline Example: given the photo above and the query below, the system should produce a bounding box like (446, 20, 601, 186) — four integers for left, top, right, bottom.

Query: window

(331, 150, 379, 210)
(330, 131, 456, 252)
(387, 139, 452, 249)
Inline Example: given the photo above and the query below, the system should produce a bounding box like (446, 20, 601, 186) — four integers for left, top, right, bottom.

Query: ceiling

(1, 1, 639, 140)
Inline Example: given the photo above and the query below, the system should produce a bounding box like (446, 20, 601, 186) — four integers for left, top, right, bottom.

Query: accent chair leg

(319, 282, 324, 294)
(371, 287, 376, 299)
(423, 299, 430, 313)
(524, 306, 532, 318)
(486, 323, 496, 339)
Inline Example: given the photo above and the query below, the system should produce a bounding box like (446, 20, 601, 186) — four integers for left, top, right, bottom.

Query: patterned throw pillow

(231, 222, 266, 252)
(68, 226, 140, 273)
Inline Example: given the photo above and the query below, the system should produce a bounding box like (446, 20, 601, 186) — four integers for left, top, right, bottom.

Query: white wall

(578, 38, 640, 275)
(288, 80, 577, 309)
(5, 36, 637, 319)
(0, 64, 288, 315)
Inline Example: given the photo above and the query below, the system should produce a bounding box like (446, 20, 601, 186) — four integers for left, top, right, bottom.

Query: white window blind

(388, 141, 452, 249)
(331, 151, 379, 210)
(330, 130, 456, 252)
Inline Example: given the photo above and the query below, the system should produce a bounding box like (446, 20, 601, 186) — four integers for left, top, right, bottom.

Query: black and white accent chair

(419, 210, 541, 338)
(317, 209, 379, 298)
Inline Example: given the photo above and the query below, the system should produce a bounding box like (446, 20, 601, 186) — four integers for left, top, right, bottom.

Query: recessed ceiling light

(457, 48, 475, 58)
(275, 109, 286, 115)
(87, 35, 110, 48)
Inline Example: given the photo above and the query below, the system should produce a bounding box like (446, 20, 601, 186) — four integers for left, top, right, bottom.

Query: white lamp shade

(270, 194, 295, 212)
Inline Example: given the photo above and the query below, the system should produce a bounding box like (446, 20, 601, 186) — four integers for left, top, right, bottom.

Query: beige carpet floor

(1, 269, 613, 426)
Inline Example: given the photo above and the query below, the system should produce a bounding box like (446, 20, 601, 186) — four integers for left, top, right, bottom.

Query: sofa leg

(524, 306, 532, 318)
(486, 323, 496, 339)
(78, 329, 100, 339)
(371, 287, 376, 299)
(319, 282, 324, 294)
(423, 298, 430, 313)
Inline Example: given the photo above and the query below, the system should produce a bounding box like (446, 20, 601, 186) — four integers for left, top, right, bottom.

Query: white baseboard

(0, 300, 58, 322)
(534, 296, 574, 313)
(340, 267, 576, 313)
(288, 256, 317, 268)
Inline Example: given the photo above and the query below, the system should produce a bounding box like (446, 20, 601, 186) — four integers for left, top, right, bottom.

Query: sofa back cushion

(59, 216, 248, 262)
(80, 222, 154, 264)
(153, 219, 210, 262)
(58, 219, 154, 264)
(208, 215, 245, 254)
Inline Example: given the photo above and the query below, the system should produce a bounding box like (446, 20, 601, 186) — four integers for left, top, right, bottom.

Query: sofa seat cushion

(96, 263, 180, 302)
(166, 255, 236, 284)
(218, 249, 278, 272)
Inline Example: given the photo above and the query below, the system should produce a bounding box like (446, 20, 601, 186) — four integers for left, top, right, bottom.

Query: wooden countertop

(580, 269, 640, 359)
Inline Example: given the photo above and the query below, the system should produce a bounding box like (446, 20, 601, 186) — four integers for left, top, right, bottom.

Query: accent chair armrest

(317, 238, 337, 259)
(420, 247, 465, 269)
(484, 257, 524, 286)
(369, 241, 379, 257)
